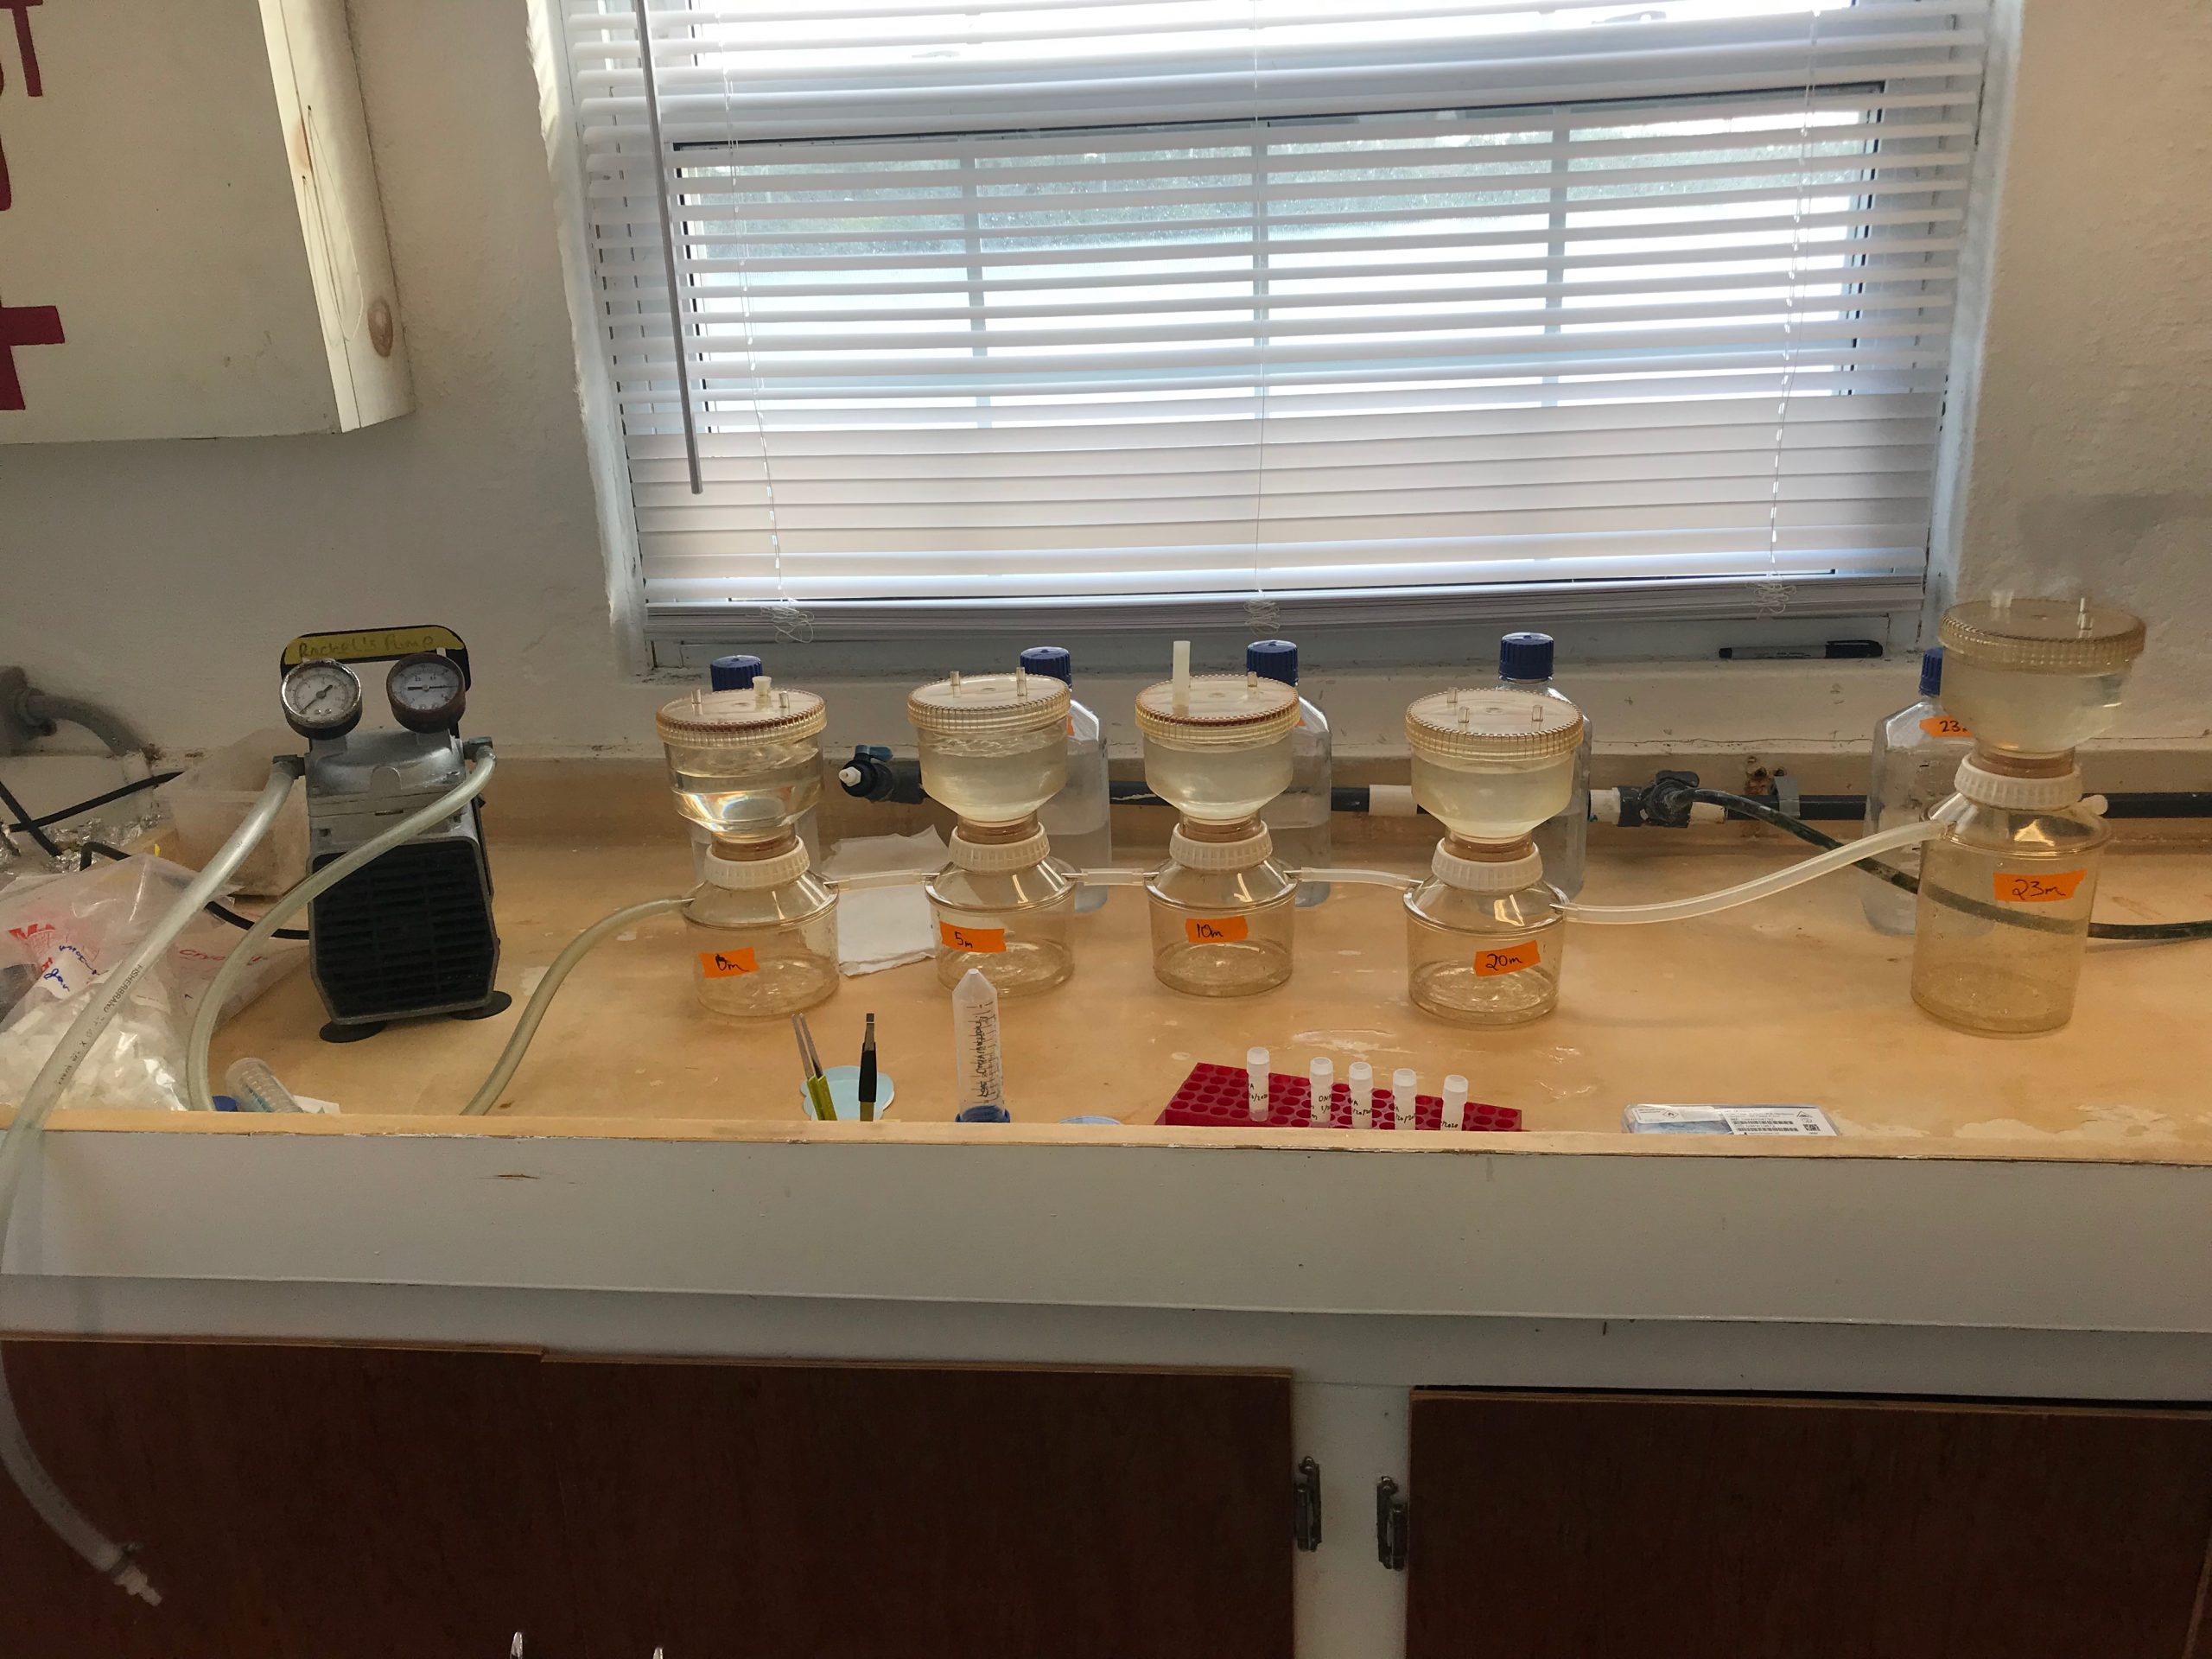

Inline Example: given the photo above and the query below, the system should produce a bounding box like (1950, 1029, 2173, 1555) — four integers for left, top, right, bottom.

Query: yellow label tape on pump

(699, 947, 760, 978)
(283, 625, 466, 666)
(1918, 715, 1972, 738)
(1475, 941, 1541, 976)
(1993, 869, 2088, 904)
(940, 922, 1007, 953)
(1184, 916, 1250, 944)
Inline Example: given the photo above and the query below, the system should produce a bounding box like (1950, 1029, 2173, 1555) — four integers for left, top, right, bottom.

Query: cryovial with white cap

(1401, 686, 1583, 1025)
(1136, 643, 1304, 997)
(1910, 596, 2146, 1035)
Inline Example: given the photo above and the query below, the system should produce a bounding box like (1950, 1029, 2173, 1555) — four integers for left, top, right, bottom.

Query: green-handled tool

(792, 1014, 836, 1121)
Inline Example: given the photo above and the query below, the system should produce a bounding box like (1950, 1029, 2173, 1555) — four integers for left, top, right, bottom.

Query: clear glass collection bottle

(684, 841, 839, 1020)
(1405, 846, 1565, 1025)
(1024, 645, 1113, 915)
(1908, 597, 2145, 1036)
(1861, 645, 1974, 936)
(926, 823, 1078, 995)
(1497, 632, 1590, 899)
(1146, 824, 1299, 997)
(1248, 640, 1333, 906)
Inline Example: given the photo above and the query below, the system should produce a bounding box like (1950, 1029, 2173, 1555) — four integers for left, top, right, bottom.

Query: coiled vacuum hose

(0, 759, 302, 1605)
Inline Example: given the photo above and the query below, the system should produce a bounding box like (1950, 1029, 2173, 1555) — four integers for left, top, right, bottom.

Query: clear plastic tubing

(186, 750, 497, 1114)
(1563, 820, 1943, 925)
(0, 760, 301, 1605)
(463, 896, 688, 1116)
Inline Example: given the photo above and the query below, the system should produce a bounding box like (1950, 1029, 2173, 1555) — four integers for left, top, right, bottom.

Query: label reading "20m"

(1475, 941, 1541, 976)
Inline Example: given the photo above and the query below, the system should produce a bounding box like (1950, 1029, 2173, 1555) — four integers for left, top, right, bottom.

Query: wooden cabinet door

(538, 1358, 1294, 1659)
(1407, 1390, 2212, 1659)
(0, 1339, 576, 1659)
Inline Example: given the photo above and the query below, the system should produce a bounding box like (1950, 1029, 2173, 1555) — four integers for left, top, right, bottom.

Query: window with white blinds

(556, 0, 1986, 635)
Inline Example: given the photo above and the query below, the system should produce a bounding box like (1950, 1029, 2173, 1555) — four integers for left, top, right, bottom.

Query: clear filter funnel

(907, 671, 1071, 829)
(1135, 673, 1300, 824)
(1937, 597, 2146, 763)
(1404, 688, 1584, 845)
(657, 682, 828, 844)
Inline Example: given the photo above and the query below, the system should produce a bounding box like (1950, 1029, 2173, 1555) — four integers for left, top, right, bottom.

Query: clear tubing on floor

(0, 757, 299, 1605)
(184, 749, 498, 1114)
(1562, 820, 1943, 925)
(463, 895, 687, 1116)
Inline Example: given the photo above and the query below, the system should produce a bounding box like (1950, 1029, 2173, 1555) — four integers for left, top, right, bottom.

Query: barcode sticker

(1993, 868, 2088, 903)
(940, 923, 1007, 953)
(1185, 916, 1249, 944)
(1475, 941, 1540, 976)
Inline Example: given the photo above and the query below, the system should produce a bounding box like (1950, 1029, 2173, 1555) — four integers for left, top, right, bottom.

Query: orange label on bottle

(940, 922, 1007, 953)
(698, 947, 759, 978)
(1475, 941, 1541, 976)
(1184, 915, 1250, 944)
(1919, 715, 1972, 738)
(1993, 868, 2088, 904)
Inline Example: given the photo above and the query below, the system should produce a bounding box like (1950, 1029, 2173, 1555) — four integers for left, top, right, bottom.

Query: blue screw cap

(1247, 639, 1299, 685)
(1499, 632, 1555, 682)
(1019, 645, 1072, 684)
(1918, 645, 1945, 698)
(709, 653, 764, 691)
(956, 1104, 1012, 1123)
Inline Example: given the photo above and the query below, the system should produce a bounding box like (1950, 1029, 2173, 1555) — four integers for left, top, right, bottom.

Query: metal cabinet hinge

(1376, 1477, 1408, 1571)
(1294, 1456, 1323, 1551)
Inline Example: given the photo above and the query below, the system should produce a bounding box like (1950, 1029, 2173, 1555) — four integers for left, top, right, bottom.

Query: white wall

(0, 0, 2206, 765)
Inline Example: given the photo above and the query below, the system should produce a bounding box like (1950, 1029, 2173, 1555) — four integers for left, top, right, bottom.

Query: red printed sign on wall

(0, 0, 66, 410)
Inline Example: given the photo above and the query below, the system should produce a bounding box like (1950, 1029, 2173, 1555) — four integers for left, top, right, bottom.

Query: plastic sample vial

(1391, 1068, 1417, 1130)
(1247, 640, 1333, 907)
(1348, 1060, 1374, 1129)
(1136, 671, 1302, 997)
(1498, 633, 1592, 899)
(909, 671, 1077, 996)
(684, 840, 839, 1019)
(953, 966, 1005, 1115)
(1247, 1046, 1270, 1121)
(1441, 1074, 1469, 1130)
(1861, 646, 1974, 936)
(657, 678, 826, 846)
(1402, 688, 1583, 1026)
(1023, 646, 1115, 915)
(1910, 598, 2145, 1036)
(1308, 1056, 1334, 1118)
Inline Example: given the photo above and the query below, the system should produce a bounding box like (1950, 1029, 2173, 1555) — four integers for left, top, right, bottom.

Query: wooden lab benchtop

(199, 822, 2212, 1160)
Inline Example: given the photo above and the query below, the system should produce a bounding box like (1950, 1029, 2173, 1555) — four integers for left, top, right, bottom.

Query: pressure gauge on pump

(386, 652, 468, 733)
(281, 658, 365, 740)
